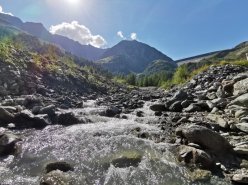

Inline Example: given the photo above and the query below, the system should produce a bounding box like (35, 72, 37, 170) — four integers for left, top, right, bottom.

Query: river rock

(184, 104, 202, 112)
(0, 106, 15, 124)
(230, 93, 248, 108)
(207, 114, 228, 128)
(232, 173, 248, 184)
(104, 106, 121, 117)
(14, 110, 50, 129)
(233, 78, 248, 96)
(236, 123, 248, 133)
(177, 145, 214, 169)
(150, 104, 166, 112)
(169, 101, 183, 112)
(175, 125, 232, 153)
(57, 112, 79, 126)
(0, 132, 21, 156)
(23, 95, 43, 109)
(44, 161, 74, 174)
(40, 170, 71, 185)
(167, 90, 188, 106)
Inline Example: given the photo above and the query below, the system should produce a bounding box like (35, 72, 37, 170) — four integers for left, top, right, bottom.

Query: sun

(65, 0, 80, 5)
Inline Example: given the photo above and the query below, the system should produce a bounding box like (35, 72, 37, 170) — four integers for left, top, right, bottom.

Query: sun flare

(65, 0, 80, 5)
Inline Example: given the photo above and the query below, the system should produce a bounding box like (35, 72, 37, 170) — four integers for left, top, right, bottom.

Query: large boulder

(176, 125, 232, 153)
(14, 110, 50, 129)
(0, 132, 21, 156)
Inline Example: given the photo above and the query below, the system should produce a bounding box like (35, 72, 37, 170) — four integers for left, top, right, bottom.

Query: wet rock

(136, 111, 144, 117)
(0, 106, 15, 124)
(176, 125, 232, 153)
(154, 111, 162, 116)
(44, 161, 74, 174)
(40, 170, 71, 185)
(234, 146, 248, 155)
(104, 106, 121, 117)
(0, 132, 21, 156)
(150, 104, 166, 112)
(177, 145, 214, 169)
(14, 110, 50, 129)
(57, 112, 79, 126)
(232, 173, 248, 184)
(111, 152, 142, 168)
(181, 100, 192, 108)
(233, 78, 248, 96)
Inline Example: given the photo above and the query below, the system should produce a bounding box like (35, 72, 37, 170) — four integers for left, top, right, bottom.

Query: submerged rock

(44, 161, 74, 174)
(40, 170, 72, 185)
(0, 132, 21, 156)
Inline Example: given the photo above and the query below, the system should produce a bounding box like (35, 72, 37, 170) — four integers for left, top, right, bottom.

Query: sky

(0, 0, 247, 60)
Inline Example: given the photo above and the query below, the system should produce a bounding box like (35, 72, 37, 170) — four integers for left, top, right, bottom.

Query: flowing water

(0, 100, 231, 185)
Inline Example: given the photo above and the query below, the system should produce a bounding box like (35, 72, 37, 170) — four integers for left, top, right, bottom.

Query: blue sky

(0, 0, 247, 60)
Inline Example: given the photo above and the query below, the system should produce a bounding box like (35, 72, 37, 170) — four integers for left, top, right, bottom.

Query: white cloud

(0, 5, 13, 16)
(49, 21, 107, 48)
(130, 32, 137, 40)
(117, 31, 126, 39)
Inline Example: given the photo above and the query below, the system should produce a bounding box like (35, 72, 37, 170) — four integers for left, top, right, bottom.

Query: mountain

(96, 40, 174, 74)
(142, 59, 177, 76)
(0, 25, 117, 97)
(177, 41, 248, 67)
(0, 13, 105, 61)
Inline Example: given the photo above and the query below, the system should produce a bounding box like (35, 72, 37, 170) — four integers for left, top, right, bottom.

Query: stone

(0, 106, 15, 124)
(184, 104, 202, 112)
(0, 132, 21, 156)
(150, 104, 166, 112)
(44, 161, 74, 174)
(230, 93, 248, 108)
(176, 125, 232, 153)
(232, 174, 248, 184)
(111, 152, 142, 168)
(14, 110, 50, 129)
(40, 170, 71, 185)
(167, 90, 188, 106)
(169, 101, 183, 112)
(236, 123, 248, 133)
(189, 169, 211, 182)
(39, 105, 56, 116)
(23, 95, 43, 109)
(211, 98, 228, 109)
(136, 111, 144, 117)
(234, 147, 248, 155)
(57, 112, 79, 126)
(235, 110, 248, 119)
(207, 114, 228, 129)
(177, 145, 214, 169)
(233, 78, 248, 96)
(104, 106, 121, 117)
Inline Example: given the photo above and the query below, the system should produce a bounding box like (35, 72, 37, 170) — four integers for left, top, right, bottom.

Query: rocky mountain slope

(0, 13, 105, 61)
(96, 40, 175, 74)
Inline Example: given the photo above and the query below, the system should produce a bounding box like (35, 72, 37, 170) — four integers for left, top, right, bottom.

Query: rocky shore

(0, 64, 248, 184)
